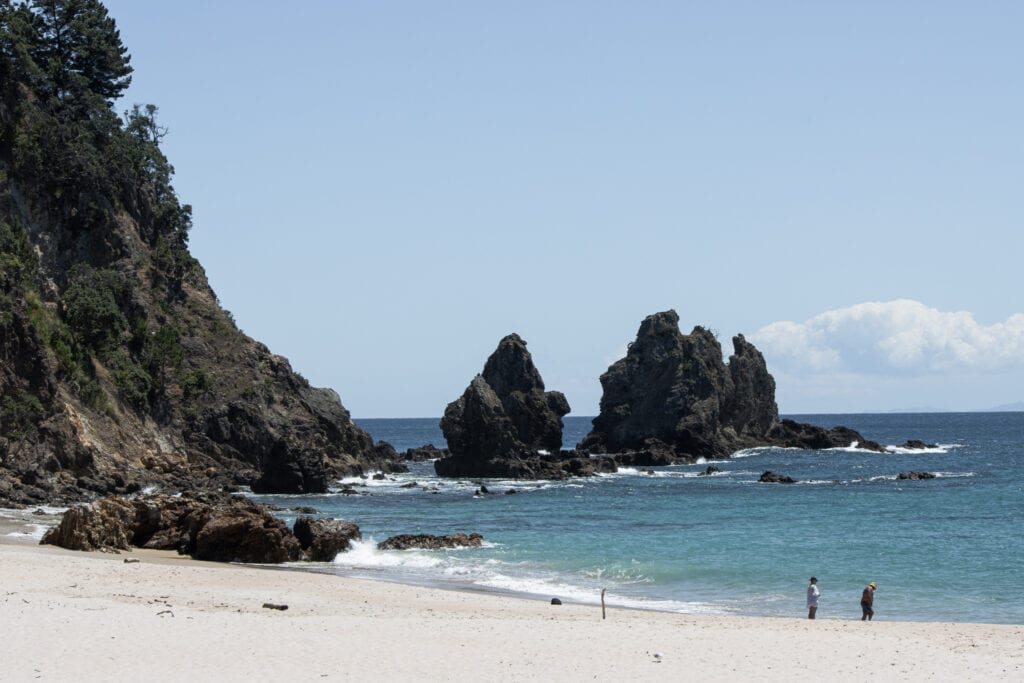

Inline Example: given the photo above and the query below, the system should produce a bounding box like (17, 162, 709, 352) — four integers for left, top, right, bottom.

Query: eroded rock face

(39, 497, 136, 551)
(580, 311, 779, 460)
(435, 334, 575, 477)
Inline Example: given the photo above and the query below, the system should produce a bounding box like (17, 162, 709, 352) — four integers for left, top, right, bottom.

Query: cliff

(0, 1, 398, 506)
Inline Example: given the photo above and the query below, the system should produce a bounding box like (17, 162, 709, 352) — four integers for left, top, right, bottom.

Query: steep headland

(0, 1, 399, 506)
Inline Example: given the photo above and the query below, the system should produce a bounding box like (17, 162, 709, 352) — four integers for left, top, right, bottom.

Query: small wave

(4, 524, 48, 541)
(731, 447, 778, 459)
(884, 445, 953, 455)
(478, 573, 727, 614)
(333, 538, 446, 570)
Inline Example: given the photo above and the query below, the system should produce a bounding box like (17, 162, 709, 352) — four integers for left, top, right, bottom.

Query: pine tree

(29, 0, 132, 108)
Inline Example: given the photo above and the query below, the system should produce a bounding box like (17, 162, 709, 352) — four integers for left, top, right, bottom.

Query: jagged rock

(765, 419, 885, 452)
(698, 466, 722, 476)
(900, 440, 938, 450)
(759, 471, 798, 484)
(40, 497, 136, 552)
(435, 334, 580, 478)
(897, 471, 937, 480)
(377, 533, 485, 550)
(293, 516, 361, 562)
(580, 311, 778, 460)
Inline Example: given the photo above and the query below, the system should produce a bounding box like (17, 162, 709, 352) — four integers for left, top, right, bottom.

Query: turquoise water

(250, 412, 1024, 624)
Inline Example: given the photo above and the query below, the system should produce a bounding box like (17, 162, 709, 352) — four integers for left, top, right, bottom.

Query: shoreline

(2, 530, 1023, 681)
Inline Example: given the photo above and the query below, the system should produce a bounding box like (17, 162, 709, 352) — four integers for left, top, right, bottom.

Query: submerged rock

(759, 471, 798, 484)
(377, 533, 484, 550)
(897, 471, 937, 480)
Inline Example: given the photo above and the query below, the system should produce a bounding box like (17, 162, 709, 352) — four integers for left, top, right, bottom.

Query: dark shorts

(861, 601, 874, 617)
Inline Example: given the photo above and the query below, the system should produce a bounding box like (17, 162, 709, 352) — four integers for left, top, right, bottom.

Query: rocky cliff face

(0, 2, 399, 505)
(435, 334, 612, 478)
(580, 310, 780, 460)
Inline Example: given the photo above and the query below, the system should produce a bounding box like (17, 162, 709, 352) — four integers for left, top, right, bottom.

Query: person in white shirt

(806, 577, 820, 619)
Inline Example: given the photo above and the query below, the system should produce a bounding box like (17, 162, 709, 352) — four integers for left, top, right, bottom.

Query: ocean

(249, 412, 1024, 624)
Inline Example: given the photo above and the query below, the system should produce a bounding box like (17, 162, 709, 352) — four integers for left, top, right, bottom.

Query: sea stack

(435, 334, 612, 478)
(579, 310, 779, 461)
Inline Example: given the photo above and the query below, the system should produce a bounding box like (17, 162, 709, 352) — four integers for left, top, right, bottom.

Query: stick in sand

(601, 588, 606, 619)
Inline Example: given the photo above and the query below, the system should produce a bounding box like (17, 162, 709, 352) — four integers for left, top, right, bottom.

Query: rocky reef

(435, 334, 614, 478)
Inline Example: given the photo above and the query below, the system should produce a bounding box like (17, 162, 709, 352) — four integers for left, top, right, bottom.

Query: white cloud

(752, 300, 1024, 376)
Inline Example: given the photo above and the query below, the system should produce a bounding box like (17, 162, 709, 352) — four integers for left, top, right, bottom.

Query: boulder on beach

(41, 494, 361, 563)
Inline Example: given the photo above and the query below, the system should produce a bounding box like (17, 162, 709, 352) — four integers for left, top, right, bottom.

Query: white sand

(1, 540, 1021, 682)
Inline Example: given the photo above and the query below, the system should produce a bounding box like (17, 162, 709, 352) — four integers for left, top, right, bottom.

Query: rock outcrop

(765, 419, 885, 452)
(40, 494, 359, 563)
(293, 515, 361, 562)
(579, 311, 779, 461)
(759, 471, 798, 484)
(377, 533, 484, 550)
(435, 334, 613, 478)
(897, 471, 937, 480)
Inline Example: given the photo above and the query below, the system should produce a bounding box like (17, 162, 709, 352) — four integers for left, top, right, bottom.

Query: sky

(101, 1, 1023, 417)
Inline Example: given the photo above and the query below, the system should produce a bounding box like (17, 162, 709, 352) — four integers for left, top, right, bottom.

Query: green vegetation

(1, 0, 201, 416)
(1, 386, 43, 441)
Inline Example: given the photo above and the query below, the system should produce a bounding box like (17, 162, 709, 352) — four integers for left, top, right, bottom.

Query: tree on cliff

(28, 0, 132, 107)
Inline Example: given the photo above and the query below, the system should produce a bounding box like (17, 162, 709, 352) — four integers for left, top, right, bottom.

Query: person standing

(861, 582, 877, 621)
(806, 577, 820, 619)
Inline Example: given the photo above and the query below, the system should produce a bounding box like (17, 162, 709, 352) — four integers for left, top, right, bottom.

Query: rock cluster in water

(433, 310, 924, 479)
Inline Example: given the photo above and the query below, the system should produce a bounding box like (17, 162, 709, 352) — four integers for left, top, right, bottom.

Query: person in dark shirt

(861, 582, 877, 621)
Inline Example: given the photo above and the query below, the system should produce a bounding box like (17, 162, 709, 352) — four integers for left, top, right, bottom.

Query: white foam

(5, 524, 47, 540)
(477, 573, 726, 614)
(334, 538, 445, 570)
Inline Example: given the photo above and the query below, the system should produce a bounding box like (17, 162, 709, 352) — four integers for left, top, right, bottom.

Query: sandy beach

(1, 532, 1021, 682)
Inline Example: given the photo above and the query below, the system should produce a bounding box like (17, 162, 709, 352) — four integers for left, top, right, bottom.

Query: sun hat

(869, 582, 877, 588)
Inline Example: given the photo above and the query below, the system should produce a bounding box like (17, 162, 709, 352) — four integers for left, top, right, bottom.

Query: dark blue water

(251, 412, 1024, 624)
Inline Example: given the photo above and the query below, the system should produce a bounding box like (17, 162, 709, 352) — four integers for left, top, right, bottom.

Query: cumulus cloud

(751, 300, 1024, 376)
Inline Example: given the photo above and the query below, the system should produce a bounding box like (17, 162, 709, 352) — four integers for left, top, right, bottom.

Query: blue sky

(103, 1, 1023, 416)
